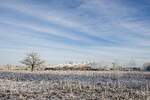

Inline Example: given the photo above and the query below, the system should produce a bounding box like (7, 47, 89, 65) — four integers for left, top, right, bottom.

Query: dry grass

(0, 70, 149, 100)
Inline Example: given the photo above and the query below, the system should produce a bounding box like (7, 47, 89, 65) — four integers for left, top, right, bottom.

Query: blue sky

(0, 0, 150, 65)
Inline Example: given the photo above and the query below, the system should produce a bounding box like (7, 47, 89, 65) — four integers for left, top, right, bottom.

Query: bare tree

(21, 52, 44, 71)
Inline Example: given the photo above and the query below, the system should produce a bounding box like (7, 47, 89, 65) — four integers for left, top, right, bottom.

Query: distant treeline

(44, 66, 142, 71)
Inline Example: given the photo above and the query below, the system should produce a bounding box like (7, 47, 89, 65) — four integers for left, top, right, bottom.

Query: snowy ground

(0, 70, 149, 100)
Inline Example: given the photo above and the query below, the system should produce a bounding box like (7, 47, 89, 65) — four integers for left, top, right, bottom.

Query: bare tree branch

(20, 52, 45, 71)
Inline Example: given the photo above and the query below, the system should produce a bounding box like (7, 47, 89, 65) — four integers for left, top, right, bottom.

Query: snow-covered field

(0, 70, 149, 100)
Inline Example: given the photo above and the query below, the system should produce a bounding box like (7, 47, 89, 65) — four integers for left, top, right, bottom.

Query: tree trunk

(31, 65, 34, 72)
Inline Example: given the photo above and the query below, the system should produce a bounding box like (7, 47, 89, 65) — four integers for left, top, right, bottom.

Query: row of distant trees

(20, 52, 150, 72)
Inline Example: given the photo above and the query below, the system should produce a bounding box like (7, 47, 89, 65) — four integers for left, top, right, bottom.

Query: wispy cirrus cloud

(0, 0, 150, 65)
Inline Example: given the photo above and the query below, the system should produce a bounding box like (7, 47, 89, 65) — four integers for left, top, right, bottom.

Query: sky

(0, 0, 150, 65)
